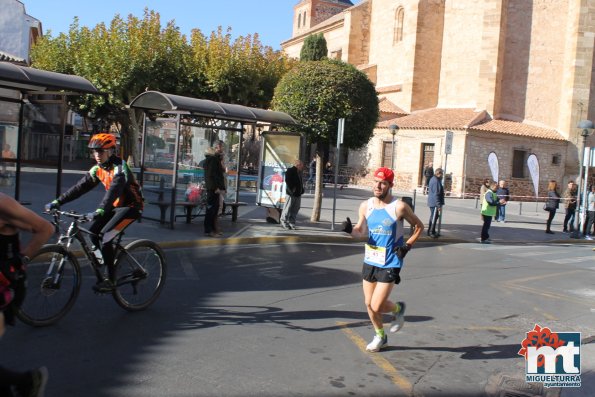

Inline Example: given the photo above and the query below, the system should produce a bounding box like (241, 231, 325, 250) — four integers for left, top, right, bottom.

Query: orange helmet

(88, 133, 117, 150)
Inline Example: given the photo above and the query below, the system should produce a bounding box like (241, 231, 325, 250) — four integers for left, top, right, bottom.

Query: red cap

(373, 167, 394, 183)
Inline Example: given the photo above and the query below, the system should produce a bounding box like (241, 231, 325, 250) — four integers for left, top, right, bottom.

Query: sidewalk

(124, 186, 595, 249)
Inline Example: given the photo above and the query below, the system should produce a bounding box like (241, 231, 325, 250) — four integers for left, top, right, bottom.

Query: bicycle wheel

(16, 244, 81, 327)
(112, 239, 166, 311)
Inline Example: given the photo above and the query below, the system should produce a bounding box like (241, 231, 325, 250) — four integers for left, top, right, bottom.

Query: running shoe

(366, 334, 388, 352)
(389, 301, 406, 333)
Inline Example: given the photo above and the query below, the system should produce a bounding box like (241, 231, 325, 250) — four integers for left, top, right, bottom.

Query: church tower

(292, 0, 353, 37)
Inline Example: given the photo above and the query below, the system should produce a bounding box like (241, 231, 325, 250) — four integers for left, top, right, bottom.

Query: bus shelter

(128, 91, 297, 228)
(0, 62, 99, 204)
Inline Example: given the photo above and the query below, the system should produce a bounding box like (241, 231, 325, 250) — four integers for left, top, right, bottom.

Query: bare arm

(396, 201, 424, 246)
(0, 195, 54, 257)
(349, 201, 368, 239)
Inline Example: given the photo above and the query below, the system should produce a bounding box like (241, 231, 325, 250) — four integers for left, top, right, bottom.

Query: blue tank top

(364, 198, 405, 268)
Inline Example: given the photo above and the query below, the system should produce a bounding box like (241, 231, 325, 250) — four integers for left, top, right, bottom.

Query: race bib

(364, 244, 386, 266)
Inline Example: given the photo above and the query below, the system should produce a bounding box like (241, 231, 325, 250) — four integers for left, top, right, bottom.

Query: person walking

(341, 167, 424, 352)
(584, 185, 595, 240)
(422, 162, 434, 195)
(280, 160, 305, 230)
(1, 193, 54, 396)
(544, 180, 561, 234)
(203, 141, 226, 237)
(562, 181, 578, 233)
(495, 180, 510, 222)
(480, 181, 499, 243)
(426, 167, 444, 238)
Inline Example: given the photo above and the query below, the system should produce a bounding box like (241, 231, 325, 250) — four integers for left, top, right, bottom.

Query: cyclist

(45, 133, 143, 292)
(1, 192, 53, 396)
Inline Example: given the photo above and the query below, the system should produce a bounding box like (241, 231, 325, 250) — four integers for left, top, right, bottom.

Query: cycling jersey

(57, 156, 143, 212)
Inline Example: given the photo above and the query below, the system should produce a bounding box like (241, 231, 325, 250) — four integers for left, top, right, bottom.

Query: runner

(342, 167, 424, 352)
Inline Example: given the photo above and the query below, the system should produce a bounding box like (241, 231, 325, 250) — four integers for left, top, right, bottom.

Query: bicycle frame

(52, 211, 125, 283)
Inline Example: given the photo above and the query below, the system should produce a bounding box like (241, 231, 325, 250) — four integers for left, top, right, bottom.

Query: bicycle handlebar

(45, 209, 92, 223)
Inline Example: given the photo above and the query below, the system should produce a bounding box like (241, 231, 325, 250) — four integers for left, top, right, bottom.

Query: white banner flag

(527, 154, 539, 198)
(487, 152, 499, 183)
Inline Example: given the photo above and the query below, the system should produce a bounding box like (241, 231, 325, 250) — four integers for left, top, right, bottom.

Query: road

(3, 241, 595, 396)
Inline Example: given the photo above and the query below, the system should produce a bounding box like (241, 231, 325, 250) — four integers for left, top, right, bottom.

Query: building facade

(0, 0, 42, 64)
(282, 0, 595, 198)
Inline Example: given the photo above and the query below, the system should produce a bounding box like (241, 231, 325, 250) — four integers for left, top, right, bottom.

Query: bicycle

(16, 209, 167, 327)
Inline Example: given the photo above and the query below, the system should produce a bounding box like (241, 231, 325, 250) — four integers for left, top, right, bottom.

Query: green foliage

(30, 9, 294, 157)
(299, 33, 327, 61)
(272, 59, 379, 150)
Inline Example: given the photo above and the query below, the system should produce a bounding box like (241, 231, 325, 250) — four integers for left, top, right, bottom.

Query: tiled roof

(378, 108, 486, 129)
(471, 119, 565, 141)
(376, 108, 566, 141)
(378, 97, 408, 116)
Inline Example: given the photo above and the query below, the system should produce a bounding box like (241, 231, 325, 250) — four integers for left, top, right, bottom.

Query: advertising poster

(257, 132, 302, 208)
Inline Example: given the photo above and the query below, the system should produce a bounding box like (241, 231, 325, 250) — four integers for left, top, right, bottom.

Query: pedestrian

(584, 185, 595, 240)
(45, 133, 144, 292)
(479, 178, 490, 198)
(1, 192, 54, 396)
(307, 156, 317, 184)
(426, 167, 444, 238)
(280, 160, 305, 230)
(203, 141, 226, 237)
(341, 167, 424, 352)
(544, 180, 561, 234)
(480, 181, 499, 243)
(562, 181, 578, 233)
(495, 180, 510, 222)
(422, 162, 434, 195)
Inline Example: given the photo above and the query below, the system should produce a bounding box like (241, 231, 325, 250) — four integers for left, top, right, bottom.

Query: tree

(272, 59, 379, 221)
(300, 33, 327, 61)
(30, 10, 294, 162)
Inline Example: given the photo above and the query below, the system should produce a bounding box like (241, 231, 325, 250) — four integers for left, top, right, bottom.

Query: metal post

(391, 133, 396, 170)
(332, 118, 344, 230)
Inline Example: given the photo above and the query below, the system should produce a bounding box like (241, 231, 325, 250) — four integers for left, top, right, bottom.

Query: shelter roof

(0, 62, 99, 94)
(129, 91, 297, 126)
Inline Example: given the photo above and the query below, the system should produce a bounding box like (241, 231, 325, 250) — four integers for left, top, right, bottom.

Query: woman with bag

(544, 180, 561, 234)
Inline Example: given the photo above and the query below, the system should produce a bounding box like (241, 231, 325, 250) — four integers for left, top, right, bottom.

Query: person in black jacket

(426, 168, 444, 238)
(544, 180, 561, 234)
(423, 162, 434, 195)
(280, 160, 305, 230)
(203, 142, 226, 237)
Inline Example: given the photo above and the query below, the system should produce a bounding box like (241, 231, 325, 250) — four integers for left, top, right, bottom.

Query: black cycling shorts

(362, 263, 401, 284)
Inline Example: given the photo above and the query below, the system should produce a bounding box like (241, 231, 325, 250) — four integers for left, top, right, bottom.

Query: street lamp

(389, 124, 398, 170)
(572, 119, 594, 238)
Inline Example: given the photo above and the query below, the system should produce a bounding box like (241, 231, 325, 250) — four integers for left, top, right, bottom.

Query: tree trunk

(310, 152, 323, 222)
(123, 108, 142, 166)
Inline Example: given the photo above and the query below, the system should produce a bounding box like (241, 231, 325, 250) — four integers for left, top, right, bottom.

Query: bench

(223, 202, 247, 222)
(148, 201, 203, 224)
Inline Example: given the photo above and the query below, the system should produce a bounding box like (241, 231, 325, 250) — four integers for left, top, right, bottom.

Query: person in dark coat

(423, 162, 434, 195)
(203, 142, 226, 237)
(544, 180, 561, 234)
(426, 167, 444, 238)
(280, 160, 305, 230)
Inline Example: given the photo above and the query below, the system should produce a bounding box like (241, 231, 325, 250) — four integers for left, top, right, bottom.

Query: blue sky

(22, 0, 312, 50)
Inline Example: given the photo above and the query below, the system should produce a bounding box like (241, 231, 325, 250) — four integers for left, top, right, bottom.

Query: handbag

(543, 203, 550, 211)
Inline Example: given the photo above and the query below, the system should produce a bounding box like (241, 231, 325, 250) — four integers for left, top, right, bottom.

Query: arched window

(394, 7, 404, 44)
(303, 11, 307, 27)
(298, 13, 302, 28)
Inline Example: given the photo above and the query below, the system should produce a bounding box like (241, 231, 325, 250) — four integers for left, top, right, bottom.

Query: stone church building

(281, 0, 595, 198)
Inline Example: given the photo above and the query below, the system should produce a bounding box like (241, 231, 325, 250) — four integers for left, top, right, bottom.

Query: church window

(298, 13, 302, 28)
(394, 7, 404, 44)
(303, 11, 307, 27)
